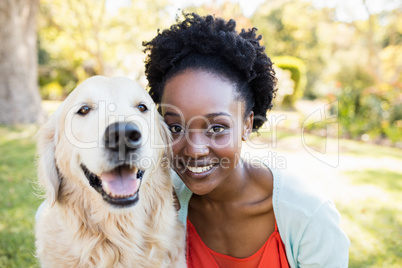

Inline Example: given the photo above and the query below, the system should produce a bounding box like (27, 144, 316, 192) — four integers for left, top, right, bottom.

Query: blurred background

(0, 0, 401, 267)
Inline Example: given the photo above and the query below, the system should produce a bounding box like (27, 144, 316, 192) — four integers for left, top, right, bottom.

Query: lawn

(340, 169, 402, 267)
(0, 125, 41, 268)
(0, 120, 401, 267)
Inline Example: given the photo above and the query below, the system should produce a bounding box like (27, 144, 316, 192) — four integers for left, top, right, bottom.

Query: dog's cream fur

(35, 76, 186, 268)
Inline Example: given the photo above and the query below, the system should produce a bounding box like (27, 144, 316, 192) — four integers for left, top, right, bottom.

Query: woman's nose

(183, 131, 209, 158)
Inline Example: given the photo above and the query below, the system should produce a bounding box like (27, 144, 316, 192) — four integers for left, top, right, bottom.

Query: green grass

(0, 124, 401, 267)
(339, 138, 402, 159)
(0, 125, 41, 268)
(341, 169, 402, 268)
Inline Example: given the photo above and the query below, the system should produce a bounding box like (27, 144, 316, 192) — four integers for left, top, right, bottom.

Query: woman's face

(161, 69, 253, 196)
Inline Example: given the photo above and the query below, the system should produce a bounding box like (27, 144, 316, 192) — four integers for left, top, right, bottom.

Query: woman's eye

(138, 104, 148, 112)
(207, 126, 225, 134)
(169, 125, 184, 133)
(77, 105, 91, 115)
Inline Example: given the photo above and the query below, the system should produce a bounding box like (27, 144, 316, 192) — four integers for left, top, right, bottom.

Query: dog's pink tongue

(100, 167, 139, 197)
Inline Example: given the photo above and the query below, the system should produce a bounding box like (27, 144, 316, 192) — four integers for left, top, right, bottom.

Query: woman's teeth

(187, 164, 215, 173)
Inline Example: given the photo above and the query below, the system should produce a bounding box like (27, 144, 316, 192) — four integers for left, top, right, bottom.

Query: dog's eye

(137, 104, 148, 112)
(77, 105, 91, 115)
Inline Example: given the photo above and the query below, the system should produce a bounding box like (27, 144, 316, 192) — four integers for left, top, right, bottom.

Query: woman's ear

(242, 111, 254, 141)
(37, 112, 61, 206)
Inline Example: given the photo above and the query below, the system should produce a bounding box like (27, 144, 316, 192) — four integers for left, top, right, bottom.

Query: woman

(143, 13, 350, 267)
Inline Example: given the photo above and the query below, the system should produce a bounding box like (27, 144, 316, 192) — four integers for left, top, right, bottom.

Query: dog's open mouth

(81, 164, 144, 207)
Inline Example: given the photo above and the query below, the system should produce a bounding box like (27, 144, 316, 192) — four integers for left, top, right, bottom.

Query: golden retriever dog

(35, 76, 186, 268)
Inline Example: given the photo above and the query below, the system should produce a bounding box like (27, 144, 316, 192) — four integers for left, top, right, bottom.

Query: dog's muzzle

(81, 164, 144, 207)
(80, 122, 146, 207)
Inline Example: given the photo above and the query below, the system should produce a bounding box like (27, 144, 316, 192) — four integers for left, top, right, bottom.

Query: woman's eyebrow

(164, 112, 181, 117)
(205, 112, 232, 119)
(164, 112, 231, 118)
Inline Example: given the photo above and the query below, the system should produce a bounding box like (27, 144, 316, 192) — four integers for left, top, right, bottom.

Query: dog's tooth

(130, 166, 138, 173)
(103, 182, 111, 195)
(131, 167, 139, 180)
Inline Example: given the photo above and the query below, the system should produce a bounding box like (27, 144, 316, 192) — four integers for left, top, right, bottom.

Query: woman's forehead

(161, 70, 244, 117)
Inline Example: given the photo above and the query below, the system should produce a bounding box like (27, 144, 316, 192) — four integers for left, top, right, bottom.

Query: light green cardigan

(171, 167, 350, 268)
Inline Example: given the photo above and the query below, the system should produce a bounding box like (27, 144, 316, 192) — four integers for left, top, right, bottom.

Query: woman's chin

(177, 172, 218, 196)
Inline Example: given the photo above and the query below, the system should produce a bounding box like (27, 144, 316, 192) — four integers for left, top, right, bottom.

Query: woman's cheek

(171, 134, 185, 152)
(172, 139, 182, 156)
(212, 132, 241, 148)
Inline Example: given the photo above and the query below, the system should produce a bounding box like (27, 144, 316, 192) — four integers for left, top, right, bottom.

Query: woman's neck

(196, 158, 250, 206)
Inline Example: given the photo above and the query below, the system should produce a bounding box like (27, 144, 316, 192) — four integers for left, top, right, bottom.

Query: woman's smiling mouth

(179, 162, 220, 179)
(186, 164, 216, 173)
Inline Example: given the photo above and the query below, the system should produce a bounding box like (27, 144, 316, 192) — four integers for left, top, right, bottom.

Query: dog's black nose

(104, 122, 141, 151)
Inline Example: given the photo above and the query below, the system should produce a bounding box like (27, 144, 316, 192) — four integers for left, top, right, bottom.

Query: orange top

(186, 219, 290, 268)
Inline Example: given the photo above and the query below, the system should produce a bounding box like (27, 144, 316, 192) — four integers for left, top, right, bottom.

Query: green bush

(37, 39, 80, 100)
(383, 102, 402, 145)
(38, 64, 79, 100)
(335, 65, 401, 144)
(336, 65, 376, 139)
(40, 81, 63, 100)
(272, 56, 307, 107)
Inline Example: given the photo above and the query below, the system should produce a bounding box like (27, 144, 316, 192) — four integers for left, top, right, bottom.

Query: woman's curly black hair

(143, 13, 277, 130)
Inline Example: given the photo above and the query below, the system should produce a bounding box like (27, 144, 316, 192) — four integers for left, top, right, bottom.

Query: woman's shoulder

(244, 161, 274, 198)
(269, 167, 350, 267)
(271, 168, 329, 216)
(171, 170, 192, 225)
(246, 163, 329, 224)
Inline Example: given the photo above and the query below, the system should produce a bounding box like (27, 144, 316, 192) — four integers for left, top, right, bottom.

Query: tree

(181, 0, 253, 30)
(38, 0, 171, 98)
(0, 0, 45, 124)
(252, 0, 335, 98)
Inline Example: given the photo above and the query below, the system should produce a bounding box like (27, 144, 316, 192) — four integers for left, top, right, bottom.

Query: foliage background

(38, 0, 402, 145)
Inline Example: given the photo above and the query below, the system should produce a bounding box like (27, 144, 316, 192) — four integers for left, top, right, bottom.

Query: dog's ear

(37, 110, 61, 206)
